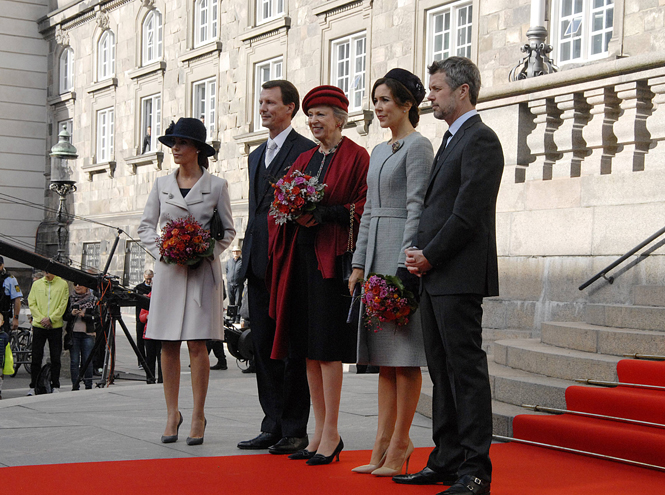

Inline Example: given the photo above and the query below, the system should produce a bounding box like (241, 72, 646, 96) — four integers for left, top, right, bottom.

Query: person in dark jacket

(64, 284, 99, 390)
(225, 246, 244, 323)
(134, 270, 153, 369)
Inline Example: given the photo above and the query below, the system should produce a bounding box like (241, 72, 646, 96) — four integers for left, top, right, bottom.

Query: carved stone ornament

(142, 0, 156, 8)
(96, 10, 110, 30)
(55, 25, 70, 46)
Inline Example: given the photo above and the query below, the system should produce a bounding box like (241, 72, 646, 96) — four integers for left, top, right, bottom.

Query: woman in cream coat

(348, 69, 433, 476)
(139, 118, 235, 445)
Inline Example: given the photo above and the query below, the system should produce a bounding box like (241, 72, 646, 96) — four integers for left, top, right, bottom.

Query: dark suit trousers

(420, 290, 493, 481)
(247, 271, 310, 437)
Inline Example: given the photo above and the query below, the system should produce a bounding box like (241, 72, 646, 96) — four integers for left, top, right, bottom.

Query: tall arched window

(97, 30, 116, 81)
(194, 0, 218, 47)
(59, 47, 74, 94)
(142, 10, 163, 65)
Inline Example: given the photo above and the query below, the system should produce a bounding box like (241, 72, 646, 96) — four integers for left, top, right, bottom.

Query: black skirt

(288, 241, 357, 363)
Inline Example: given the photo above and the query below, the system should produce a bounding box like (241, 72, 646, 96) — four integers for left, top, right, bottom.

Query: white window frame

(194, 0, 219, 47)
(142, 9, 163, 65)
(96, 107, 115, 163)
(553, 0, 614, 65)
(331, 32, 366, 113)
(82, 242, 101, 272)
(141, 94, 161, 154)
(256, 0, 284, 25)
(193, 77, 216, 137)
(59, 48, 74, 94)
(426, 1, 473, 64)
(254, 57, 283, 129)
(97, 30, 116, 81)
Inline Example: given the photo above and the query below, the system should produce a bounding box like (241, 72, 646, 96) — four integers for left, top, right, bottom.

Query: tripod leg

(116, 315, 155, 383)
(78, 315, 111, 389)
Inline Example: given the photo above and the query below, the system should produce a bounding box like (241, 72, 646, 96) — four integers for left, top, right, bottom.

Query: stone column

(614, 80, 654, 173)
(582, 86, 620, 176)
(526, 98, 562, 180)
(552, 93, 591, 178)
(644, 75, 665, 170)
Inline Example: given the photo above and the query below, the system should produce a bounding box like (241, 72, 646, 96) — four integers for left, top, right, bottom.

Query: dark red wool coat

(267, 137, 369, 359)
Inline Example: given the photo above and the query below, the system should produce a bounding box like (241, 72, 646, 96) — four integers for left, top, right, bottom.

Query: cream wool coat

(138, 168, 235, 341)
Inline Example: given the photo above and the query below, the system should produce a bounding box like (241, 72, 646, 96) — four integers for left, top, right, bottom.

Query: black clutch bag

(210, 208, 224, 241)
(336, 203, 356, 283)
(346, 283, 361, 324)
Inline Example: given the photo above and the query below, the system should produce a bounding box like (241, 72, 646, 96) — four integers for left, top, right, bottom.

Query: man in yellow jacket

(28, 272, 69, 395)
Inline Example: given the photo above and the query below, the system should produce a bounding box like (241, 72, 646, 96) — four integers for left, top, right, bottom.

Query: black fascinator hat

(383, 68, 426, 106)
(158, 118, 216, 157)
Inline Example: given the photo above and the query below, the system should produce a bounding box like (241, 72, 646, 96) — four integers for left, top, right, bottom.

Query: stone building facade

(34, 0, 665, 335)
(0, 0, 49, 286)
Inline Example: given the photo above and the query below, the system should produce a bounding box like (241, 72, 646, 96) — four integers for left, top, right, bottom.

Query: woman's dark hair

(197, 151, 209, 169)
(371, 78, 420, 128)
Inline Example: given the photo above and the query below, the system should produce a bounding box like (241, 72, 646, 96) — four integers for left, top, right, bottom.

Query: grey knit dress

(352, 131, 433, 366)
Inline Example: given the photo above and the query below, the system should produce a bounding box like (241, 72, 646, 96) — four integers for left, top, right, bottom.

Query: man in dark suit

(237, 80, 315, 455)
(398, 57, 504, 495)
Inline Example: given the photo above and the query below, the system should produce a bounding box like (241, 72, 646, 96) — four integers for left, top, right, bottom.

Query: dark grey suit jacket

(240, 129, 315, 280)
(415, 114, 504, 297)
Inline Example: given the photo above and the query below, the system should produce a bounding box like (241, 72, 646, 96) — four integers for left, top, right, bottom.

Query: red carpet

(4, 444, 665, 495)
(513, 359, 665, 468)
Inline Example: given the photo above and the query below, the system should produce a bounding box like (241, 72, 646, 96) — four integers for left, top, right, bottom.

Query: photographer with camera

(64, 284, 99, 390)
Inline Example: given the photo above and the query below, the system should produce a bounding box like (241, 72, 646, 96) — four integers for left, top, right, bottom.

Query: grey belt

(373, 207, 408, 218)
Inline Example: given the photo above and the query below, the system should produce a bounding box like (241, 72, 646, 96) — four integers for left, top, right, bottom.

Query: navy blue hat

(158, 118, 216, 157)
(384, 68, 426, 105)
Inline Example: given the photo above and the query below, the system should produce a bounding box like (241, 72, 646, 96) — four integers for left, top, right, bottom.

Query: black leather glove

(396, 266, 420, 302)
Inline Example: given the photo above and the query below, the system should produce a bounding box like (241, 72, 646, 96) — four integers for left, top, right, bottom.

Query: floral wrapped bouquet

(362, 273, 418, 330)
(158, 216, 214, 266)
(270, 170, 326, 225)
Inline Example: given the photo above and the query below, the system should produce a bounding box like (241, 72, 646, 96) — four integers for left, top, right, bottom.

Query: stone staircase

(489, 284, 665, 436)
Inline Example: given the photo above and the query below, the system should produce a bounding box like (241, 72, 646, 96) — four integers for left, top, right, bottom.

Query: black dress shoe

(210, 361, 228, 370)
(237, 432, 280, 450)
(437, 475, 490, 494)
(393, 467, 458, 485)
(288, 449, 316, 460)
(306, 437, 344, 465)
(268, 436, 309, 455)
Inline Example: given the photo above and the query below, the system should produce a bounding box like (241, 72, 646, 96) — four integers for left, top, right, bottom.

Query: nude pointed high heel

(352, 451, 387, 473)
(371, 440, 414, 477)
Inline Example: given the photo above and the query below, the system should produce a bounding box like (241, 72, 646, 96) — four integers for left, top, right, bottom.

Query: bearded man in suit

(236, 80, 315, 454)
(398, 57, 504, 495)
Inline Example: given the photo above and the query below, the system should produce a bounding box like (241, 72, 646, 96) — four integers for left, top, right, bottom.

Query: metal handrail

(579, 225, 665, 290)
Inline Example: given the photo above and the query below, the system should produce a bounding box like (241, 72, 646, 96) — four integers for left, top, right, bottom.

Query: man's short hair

(428, 57, 481, 106)
(261, 80, 301, 118)
(144, 269, 154, 277)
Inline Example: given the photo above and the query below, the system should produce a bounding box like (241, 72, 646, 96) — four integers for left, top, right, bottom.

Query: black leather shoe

(210, 361, 228, 370)
(437, 475, 490, 494)
(288, 449, 315, 460)
(268, 436, 309, 455)
(237, 432, 280, 450)
(393, 467, 458, 485)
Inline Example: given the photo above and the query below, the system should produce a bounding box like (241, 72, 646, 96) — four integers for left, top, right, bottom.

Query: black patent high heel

(161, 411, 183, 443)
(306, 438, 344, 465)
(186, 418, 207, 446)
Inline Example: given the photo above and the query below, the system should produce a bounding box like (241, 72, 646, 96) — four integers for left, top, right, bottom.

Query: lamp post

(49, 126, 78, 264)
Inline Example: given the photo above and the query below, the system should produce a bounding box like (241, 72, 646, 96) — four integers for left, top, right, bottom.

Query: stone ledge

(87, 78, 117, 94)
(128, 61, 167, 80)
(312, 0, 364, 17)
(124, 151, 164, 174)
(346, 109, 373, 136)
(240, 16, 291, 43)
(48, 91, 75, 106)
(178, 42, 223, 65)
(233, 129, 269, 155)
(82, 160, 115, 181)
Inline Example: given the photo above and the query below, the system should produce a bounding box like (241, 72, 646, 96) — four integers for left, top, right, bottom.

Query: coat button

(168, 193, 174, 199)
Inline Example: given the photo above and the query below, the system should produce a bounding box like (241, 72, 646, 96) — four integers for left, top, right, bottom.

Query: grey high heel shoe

(161, 412, 183, 443)
(186, 418, 207, 446)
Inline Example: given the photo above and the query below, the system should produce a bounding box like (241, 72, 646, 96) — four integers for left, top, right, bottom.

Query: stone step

(542, 321, 665, 356)
(482, 298, 536, 330)
(491, 400, 551, 437)
(488, 360, 579, 409)
(482, 328, 533, 355)
(585, 303, 665, 332)
(632, 285, 665, 307)
(493, 339, 621, 382)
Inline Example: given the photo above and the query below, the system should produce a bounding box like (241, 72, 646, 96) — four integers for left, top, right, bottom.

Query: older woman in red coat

(268, 86, 369, 465)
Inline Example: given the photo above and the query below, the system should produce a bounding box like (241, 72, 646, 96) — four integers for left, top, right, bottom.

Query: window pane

(562, 0, 572, 17)
(591, 33, 602, 54)
(592, 12, 603, 31)
(573, 38, 581, 58)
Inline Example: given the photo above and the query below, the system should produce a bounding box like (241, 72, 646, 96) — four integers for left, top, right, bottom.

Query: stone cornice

(82, 160, 116, 181)
(239, 16, 291, 44)
(178, 42, 223, 66)
(47, 91, 76, 107)
(233, 129, 269, 155)
(87, 77, 118, 94)
(312, 0, 369, 17)
(128, 61, 167, 81)
(125, 151, 164, 174)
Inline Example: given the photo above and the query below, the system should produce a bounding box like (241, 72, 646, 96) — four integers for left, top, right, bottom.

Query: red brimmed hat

(302, 85, 349, 114)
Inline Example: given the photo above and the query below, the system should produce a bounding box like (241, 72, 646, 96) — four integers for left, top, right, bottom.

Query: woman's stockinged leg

(161, 341, 182, 436)
(316, 360, 343, 456)
(383, 366, 422, 470)
(371, 366, 397, 464)
(188, 340, 209, 438)
(306, 358, 325, 452)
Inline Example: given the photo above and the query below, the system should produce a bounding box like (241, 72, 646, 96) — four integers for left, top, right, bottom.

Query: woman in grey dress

(348, 69, 433, 476)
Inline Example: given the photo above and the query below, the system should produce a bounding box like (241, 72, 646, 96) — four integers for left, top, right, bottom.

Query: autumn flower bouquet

(270, 170, 326, 225)
(362, 273, 418, 330)
(158, 216, 214, 267)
